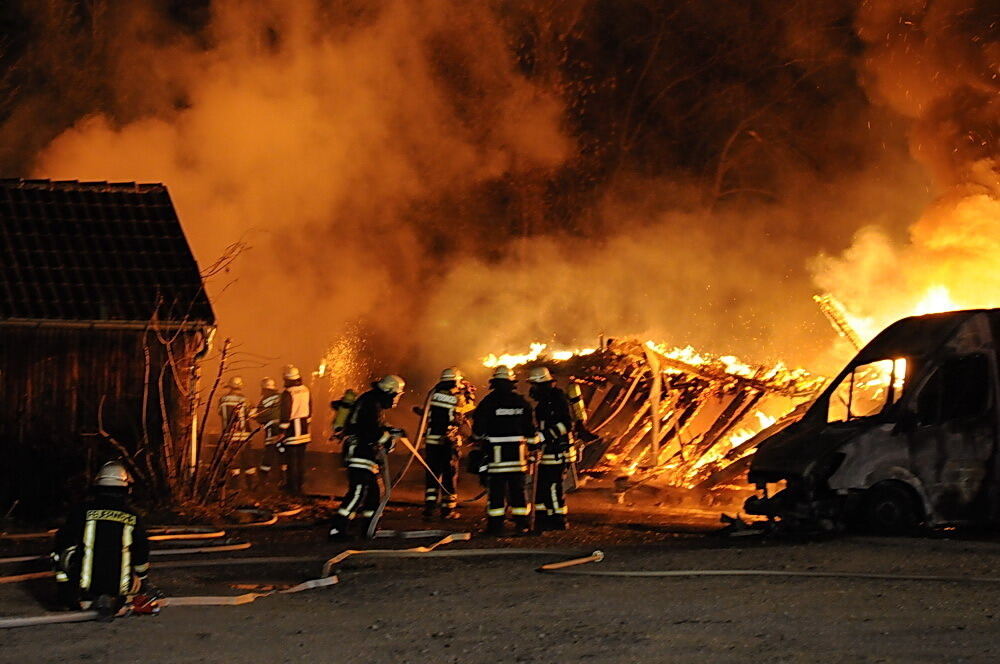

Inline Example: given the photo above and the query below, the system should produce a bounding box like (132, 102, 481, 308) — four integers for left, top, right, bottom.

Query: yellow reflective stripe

(487, 508, 505, 516)
(80, 519, 96, 591)
(510, 507, 530, 515)
(120, 524, 133, 596)
(134, 562, 150, 575)
(56, 571, 69, 582)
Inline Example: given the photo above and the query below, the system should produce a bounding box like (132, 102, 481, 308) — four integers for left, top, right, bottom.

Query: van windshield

(827, 358, 907, 423)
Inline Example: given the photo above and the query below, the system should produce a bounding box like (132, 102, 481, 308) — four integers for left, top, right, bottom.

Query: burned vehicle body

(746, 309, 1000, 531)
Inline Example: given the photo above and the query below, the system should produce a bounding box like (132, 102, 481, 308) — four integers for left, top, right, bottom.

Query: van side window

(827, 358, 907, 423)
(916, 354, 991, 426)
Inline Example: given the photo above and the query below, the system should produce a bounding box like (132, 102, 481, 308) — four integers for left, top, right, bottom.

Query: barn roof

(0, 179, 215, 329)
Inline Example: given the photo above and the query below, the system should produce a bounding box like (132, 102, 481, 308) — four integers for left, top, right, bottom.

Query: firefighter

(52, 461, 154, 620)
(422, 366, 475, 520)
(254, 377, 283, 489)
(219, 376, 254, 489)
(328, 375, 406, 540)
(471, 365, 538, 536)
(276, 365, 312, 496)
(527, 366, 575, 530)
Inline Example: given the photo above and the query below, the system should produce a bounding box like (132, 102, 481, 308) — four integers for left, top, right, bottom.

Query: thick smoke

(811, 0, 1000, 336)
(28, 0, 570, 383)
(3, 0, 996, 388)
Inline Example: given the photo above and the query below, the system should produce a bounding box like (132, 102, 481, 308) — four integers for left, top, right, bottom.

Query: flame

(482, 342, 596, 368)
(912, 285, 959, 316)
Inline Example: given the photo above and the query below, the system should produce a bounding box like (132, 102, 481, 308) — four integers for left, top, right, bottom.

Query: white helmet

(226, 376, 244, 390)
(491, 365, 516, 381)
(377, 374, 406, 395)
(260, 377, 277, 391)
(95, 461, 131, 487)
(440, 366, 463, 382)
(528, 366, 554, 383)
(283, 365, 301, 381)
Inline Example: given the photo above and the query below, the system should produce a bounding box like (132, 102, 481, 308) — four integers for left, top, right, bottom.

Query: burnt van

(745, 308, 1000, 532)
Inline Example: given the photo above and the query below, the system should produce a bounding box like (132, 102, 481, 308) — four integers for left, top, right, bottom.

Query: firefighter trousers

(424, 444, 458, 512)
(486, 472, 529, 528)
(283, 443, 308, 495)
(535, 463, 568, 518)
(336, 467, 381, 522)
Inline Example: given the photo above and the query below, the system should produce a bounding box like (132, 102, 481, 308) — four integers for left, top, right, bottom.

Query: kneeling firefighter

(528, 366, 575, 530)
(328, 375, 406, 540)
(422, 366, 475, 520)
(52, 461, 156, 620)
(471, 365, 538, 536)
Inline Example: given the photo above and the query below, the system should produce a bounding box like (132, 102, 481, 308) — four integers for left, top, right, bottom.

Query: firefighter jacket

(278, 383, 312, 445)
(219, 391, 250, 442)
(530, 384, 577, 466)
(472, 383, 538, 474)
(53, 489, 150, 598)
(343, 388, 395, 474)
(425, 381, 474, 446)
(254, 391, 281, 444)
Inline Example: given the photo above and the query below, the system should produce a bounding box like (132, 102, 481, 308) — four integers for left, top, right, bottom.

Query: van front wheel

(863, 482, 922, 534)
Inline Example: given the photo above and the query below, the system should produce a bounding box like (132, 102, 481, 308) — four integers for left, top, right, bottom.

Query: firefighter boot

(484, 516, 505, 536)
(533, 512, 551, 534)
(422, 503, 436, 521)
(549, 514, 568, 531)
(513, 516, 531, 536)
(441, 507, 461, 520)
(327, 515, 352, 541)
(95, 594, 120, 623)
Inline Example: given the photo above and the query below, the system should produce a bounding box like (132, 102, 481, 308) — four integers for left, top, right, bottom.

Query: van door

(907, 352, 997, 523)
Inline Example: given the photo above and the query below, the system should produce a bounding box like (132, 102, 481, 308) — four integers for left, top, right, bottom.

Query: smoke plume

(0, 0, 995, 389)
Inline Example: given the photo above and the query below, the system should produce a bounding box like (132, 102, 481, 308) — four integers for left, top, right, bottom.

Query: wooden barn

(0, 179, 215, 518)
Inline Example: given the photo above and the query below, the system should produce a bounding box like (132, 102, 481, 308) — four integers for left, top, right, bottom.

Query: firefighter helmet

(260, 377, 277, 391)
(376, 374, 406, 395)
(283, 365, 301, 381)
(226, 376, 245, 390)
(491, 365, 516, 381)
(440, 366, 463, 383)
(95, 461, 131, 487)
(527, 366, 554, 383)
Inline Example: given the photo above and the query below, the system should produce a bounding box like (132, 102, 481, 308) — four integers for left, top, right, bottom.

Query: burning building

(0, 179, 215, 518)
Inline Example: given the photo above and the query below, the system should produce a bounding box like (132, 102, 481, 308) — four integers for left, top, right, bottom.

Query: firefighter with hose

(52, 461, 159, 621)
(527, 366, 575, 530)
(421, 366, 475, 520)
(328, 375, 406, 540)
(276, 365, 312, 496)
(471, 365, 538, 536)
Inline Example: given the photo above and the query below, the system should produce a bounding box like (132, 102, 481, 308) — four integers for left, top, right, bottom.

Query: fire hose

(0, 533, 604, 629)
(537, 567, 1000, 584)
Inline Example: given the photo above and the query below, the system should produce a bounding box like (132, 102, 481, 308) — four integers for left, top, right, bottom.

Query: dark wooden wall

(0, 326, 197, 518)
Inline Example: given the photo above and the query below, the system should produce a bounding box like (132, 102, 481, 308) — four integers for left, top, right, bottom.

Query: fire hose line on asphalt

(536, 567, 1000, 584)
(0, 535, 605, 629)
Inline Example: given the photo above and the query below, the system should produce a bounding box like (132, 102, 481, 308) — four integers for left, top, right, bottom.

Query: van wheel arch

(861, 480, 926, 534)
